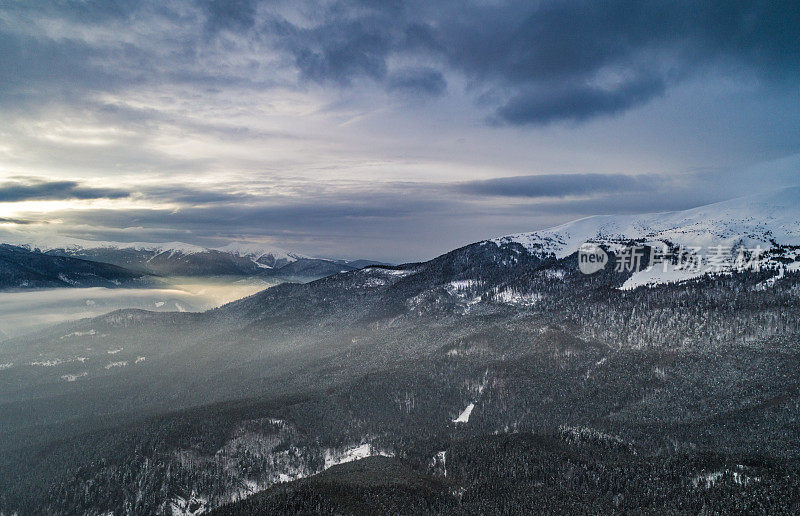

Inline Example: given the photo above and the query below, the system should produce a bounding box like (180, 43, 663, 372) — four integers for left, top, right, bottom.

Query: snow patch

(620, 260, 707, 290)
(755, 266, 787, 290)
(105, 361, 128, 369)
(448, 279, 479, 290)
(57, 273, 78, 285)
(585, 357, 608, 380)
(61, 329, 97, 339)
(541, 269, 566, 280)
(692, 467, 760, 489)
(446, 280, 483, 306)
(452, 403, 475, 423)
(323, 443, 393, 469)
(374, 268, 415, 276)
(362, 277, 390, 287)
(170, 491, 207, 515)
(61, 372, 88, 382)
(493, 287, 542, 306)
(30, 358, 65, 367)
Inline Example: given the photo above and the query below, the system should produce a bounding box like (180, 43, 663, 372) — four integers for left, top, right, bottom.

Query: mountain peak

(491, 186, 800, 289)
(213, 242, 306, 261)
(494, 186, 800, 259)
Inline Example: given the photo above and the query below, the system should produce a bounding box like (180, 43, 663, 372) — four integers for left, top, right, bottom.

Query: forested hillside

(1, 232, 799, 513)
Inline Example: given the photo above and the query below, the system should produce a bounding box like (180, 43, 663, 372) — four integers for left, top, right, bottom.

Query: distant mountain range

(15, 186, 797, 290)
(0, 244, 152, 290)
(0, 238, 388, 287)
(1, 187, 799, 513)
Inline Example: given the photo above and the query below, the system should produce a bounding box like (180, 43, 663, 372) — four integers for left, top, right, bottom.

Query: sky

(0, 0, 798, 263)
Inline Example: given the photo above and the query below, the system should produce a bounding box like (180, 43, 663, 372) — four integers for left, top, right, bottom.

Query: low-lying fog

(0, 277, 279, 339)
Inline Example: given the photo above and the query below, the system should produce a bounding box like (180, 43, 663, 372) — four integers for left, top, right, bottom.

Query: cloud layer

(458, 174, 659, 198)
(0, 1, 798, 261)
(2, 1, 798, 123)
(0, 178, 130, 202)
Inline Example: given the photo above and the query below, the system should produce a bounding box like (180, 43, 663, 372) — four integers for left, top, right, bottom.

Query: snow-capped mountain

(493, 186, 800, 288)
(33, 242, 267, 277)
(213, 243, 307, 269)
(4, 237, 381, 281)
(17, 236, 208, 255)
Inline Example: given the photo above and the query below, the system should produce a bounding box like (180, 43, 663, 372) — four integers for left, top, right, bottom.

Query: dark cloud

(388, 67, 446, 97)
(492, 74, 668, 125)
(291, 20, 393, 85)
(0, 179, 130, 202)
(459, 174, 659, 198)
(268, 0, 800, 123)
(202, 0, 257, 32)
(514, 190, 727, 217)
(0, 0, 797, 124)
(438, 0, 798, 123)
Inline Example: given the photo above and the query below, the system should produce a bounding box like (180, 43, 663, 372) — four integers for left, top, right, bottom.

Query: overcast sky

(0, 0, 798, 262)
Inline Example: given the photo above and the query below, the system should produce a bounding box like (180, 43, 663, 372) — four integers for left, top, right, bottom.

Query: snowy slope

(11, 238, 307, 266)
(493, 186, 800, 288)
(16, 237, 208, 255)
(11, 237, 306, 261)
(0, 238, 307, 276)
(214, 242, 307, 267)
(0, 237, 371, 279)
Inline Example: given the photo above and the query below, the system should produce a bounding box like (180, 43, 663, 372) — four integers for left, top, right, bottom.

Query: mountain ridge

(0, 237, 386, 281)
(0, 244, 152, 290)
(494, 185, 800, 256)
(491, 186, 800, 288)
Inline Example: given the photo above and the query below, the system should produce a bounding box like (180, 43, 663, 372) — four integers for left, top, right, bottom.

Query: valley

(1, 189, 799, 514)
